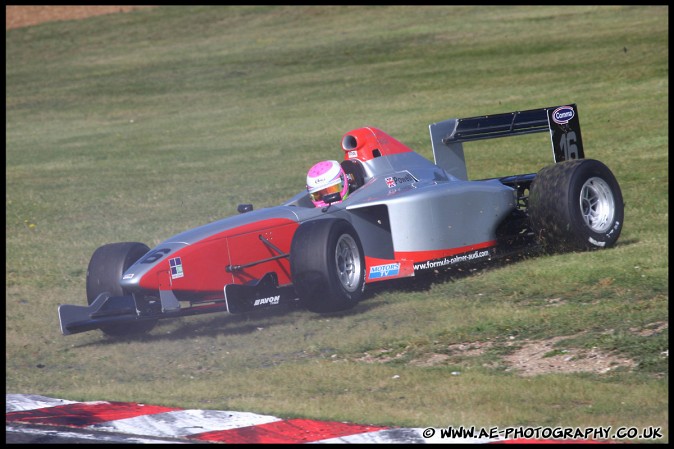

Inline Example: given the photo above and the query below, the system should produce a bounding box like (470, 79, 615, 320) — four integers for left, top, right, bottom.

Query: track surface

(6, 394, 618, 444)
(6, 394, 504, 444)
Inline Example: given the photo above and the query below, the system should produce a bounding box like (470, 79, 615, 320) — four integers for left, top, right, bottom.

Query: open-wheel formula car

(58, 104, 624, 337)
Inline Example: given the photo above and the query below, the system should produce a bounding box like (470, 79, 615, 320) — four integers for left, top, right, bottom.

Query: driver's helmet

(306, 160, 349, 207)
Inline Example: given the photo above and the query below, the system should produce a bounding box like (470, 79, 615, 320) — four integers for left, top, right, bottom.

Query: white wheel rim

(335, 234, 361, 292)
(579, 177, 615, 233)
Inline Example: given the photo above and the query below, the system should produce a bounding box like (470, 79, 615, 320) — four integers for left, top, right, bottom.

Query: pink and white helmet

(306, 160, 349, 207)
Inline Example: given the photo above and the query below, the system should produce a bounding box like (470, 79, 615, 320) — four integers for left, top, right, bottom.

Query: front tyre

(86, 242, 158, 337)
(528, 159, 624, 252)
(290, 219, 366, 313)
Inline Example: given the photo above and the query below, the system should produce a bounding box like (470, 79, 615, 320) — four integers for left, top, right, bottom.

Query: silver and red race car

(58, 104, 624, 337)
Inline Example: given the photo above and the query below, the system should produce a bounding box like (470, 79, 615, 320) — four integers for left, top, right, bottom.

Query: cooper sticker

(169, 257, 184, 279)
(348, 150, 358, 159)
(551, 106, 575, 125)
(369, 263, 401, 279)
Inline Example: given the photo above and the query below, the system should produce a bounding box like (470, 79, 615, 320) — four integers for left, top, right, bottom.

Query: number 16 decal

(559, 131, 579, 160)
(548, 104, 585, 162)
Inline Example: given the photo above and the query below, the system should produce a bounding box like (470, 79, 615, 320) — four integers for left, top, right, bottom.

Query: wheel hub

(579, 176, 615, 233)
(335, 234, 361, 292)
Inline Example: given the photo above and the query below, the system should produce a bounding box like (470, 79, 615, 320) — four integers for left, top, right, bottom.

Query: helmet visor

(309, 180, 344, 203)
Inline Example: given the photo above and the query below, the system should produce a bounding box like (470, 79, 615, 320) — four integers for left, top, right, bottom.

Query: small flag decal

(169, 257, 184, 279)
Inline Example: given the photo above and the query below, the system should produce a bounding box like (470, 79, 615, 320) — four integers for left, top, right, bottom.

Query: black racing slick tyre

(528, 159, 624, 252)
(290, 219, 366, 313)
(86, 242, 158, 337)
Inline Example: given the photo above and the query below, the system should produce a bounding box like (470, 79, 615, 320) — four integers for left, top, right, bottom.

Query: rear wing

(429, 104, 584, 180)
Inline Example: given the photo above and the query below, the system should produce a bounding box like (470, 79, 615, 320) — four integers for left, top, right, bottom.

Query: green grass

(6, 5, 668, 442)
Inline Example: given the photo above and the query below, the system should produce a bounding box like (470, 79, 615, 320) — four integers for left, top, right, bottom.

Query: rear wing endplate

(429, 104, 584, 180)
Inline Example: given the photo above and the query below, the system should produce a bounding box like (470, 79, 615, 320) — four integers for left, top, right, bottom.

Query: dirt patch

(353, 323, 670, 376)
(6, 5, 156, 30)
(501, 335, 636, 377)
(630, 321, 668, 337)
(409, 353, 451, 367)
(446, 340, 494, 356)
(356, 348, 407, 364)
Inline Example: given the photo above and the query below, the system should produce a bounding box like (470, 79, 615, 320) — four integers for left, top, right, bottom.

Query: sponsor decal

(385, 173, 417, 189)
(122, 273, 134, 280)
(551, 106, 575, 125)
(348, 150, 358, 159)
(254, 295, 280, 306)
(414, 249, 492, 271)
(169, 257, 184, 279)
(606, 220, 620, 239)
(369, 263, 401, 279)
(588, 237, 606, 247)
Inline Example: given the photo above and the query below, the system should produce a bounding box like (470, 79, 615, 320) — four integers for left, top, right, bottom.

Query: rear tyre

(290, 219, 366, 313)
(86, 242, 158, 337)
(528, 159, 624, 252)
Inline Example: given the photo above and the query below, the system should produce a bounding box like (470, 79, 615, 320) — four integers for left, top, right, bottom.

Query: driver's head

(306, 160, 349, 207)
